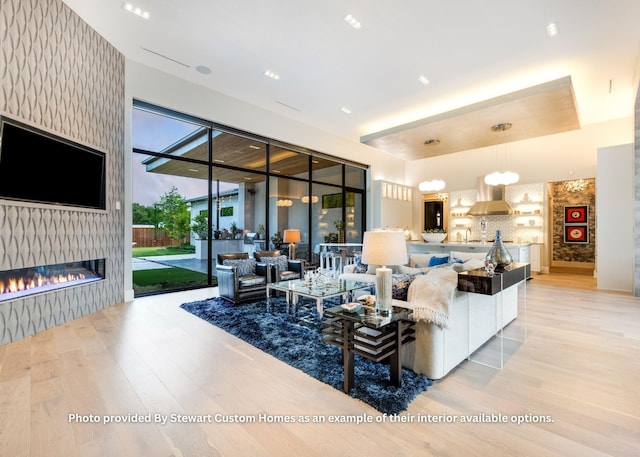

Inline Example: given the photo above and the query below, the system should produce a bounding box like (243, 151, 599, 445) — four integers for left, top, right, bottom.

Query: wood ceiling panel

(143, 132, 341, 183)
(361, 76, 580, 160)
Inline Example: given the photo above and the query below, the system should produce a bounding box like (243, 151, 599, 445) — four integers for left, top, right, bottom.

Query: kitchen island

(408, 241, 531, 264)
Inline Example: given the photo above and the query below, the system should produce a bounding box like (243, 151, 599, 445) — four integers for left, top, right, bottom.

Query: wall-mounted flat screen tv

(0, 117, 106, 210)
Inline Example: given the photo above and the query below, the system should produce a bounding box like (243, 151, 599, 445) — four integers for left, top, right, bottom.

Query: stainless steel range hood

(468, 178, 514, 216)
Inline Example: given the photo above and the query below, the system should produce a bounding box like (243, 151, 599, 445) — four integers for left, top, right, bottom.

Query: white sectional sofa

(340, 252, 524, 380)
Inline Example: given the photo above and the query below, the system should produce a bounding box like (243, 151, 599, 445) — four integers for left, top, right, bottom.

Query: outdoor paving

(132, 255, 213, 274)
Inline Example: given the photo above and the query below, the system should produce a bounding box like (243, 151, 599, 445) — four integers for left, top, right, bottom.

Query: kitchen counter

(407, 241, 532, 266)
(408, 241, 531, 248)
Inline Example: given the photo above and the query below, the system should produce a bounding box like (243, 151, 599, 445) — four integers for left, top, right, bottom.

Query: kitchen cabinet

(529, 244, 541, 273)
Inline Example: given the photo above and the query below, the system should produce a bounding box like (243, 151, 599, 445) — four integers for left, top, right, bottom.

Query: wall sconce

(380, 180, 413, 201)
(301, 195, 319, 203)
(276, 199, 293, 207)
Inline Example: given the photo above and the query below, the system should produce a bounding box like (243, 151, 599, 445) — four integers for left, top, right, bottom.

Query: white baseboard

(124, 289, 135, 302)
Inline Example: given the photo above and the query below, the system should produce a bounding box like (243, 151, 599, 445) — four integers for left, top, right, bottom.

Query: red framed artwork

(564, 205, 588, 224)
(564, 225, 588, 244)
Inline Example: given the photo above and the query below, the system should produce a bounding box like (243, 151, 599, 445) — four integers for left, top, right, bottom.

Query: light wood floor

(1, 273, 638, 457)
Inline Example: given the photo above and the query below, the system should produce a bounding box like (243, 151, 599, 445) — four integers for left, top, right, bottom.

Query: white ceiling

(62, 0, 640, 152)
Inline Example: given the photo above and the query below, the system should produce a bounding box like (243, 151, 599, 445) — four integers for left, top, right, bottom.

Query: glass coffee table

(267, 279, 371, 319)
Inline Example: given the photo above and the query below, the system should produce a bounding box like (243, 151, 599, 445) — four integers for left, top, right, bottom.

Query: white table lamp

(360, 231, 408, 315)
(283, 229, 301, 259)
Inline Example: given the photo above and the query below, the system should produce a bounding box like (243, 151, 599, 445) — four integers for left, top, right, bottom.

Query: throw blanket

(403, 267, 459, 328)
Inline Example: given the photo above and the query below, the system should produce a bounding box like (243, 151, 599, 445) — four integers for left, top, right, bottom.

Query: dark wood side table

(322, 305, 415, 393)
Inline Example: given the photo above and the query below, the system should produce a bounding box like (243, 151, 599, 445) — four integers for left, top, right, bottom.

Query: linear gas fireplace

(0, 259, 105, 302)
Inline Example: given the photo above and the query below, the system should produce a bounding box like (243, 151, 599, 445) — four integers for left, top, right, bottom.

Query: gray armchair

(216, 253, 269, 304)
(254, 250, 303, 282)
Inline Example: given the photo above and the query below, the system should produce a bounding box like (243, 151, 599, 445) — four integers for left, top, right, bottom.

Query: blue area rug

(180, 296, 432, 415)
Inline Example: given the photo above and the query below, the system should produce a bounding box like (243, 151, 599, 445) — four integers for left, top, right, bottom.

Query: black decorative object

(485, 230, 512, 269)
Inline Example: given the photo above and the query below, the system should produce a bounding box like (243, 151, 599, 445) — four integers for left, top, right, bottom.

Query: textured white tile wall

(0, 0, 125, 344)
(448, 182, 545, 243)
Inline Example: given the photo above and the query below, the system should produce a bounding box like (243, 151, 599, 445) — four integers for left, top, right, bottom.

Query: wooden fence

(132, 226, 190, 248)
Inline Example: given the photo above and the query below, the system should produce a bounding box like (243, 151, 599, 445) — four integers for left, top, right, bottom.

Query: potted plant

(421, 228, 447, 243)
(191, 213, 209, 259)
(271, 231, 283, 246)
(191, 213, 209, 240)
(256, 224, 266, 240)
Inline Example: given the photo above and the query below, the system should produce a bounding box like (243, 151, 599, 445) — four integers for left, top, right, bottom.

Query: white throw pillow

(398, 264, 432, 275)
(451, 258, 486, 272)
(449, 250, 487, 262)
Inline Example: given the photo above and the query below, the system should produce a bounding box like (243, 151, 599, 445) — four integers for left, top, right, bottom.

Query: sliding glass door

(131, 101, 367, 297)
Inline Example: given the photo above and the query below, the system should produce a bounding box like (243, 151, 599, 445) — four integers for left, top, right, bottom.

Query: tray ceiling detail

(360, 76, 580, 160)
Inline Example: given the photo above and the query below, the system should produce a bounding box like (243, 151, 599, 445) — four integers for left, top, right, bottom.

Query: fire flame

(0, 273, 87, 296)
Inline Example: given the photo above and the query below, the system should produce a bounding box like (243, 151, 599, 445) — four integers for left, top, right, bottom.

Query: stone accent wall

(0, 0, 124, 344)
(551, 179, 596, 262)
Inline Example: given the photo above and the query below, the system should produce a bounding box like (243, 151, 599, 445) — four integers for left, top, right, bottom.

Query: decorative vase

(486, 230, 512, 269)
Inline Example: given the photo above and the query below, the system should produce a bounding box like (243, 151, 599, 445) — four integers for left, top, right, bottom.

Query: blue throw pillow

(391, 272, 423, 301)
(428, 256, 450, 267)
(353, 254, 368, 273)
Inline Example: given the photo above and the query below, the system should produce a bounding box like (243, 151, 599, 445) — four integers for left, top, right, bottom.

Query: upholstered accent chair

(254, 250, 303, 282)
(216, 253, 269, 304)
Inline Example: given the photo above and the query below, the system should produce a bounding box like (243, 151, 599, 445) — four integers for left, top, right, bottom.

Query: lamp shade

(283, 229, 301, 243)
(361, 231, 407, 266)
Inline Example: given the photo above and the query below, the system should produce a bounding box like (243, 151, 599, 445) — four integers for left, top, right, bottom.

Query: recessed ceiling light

(248, 145, 261, 150)
(195, 65, 211, 75)
(341, 107, 352, 114)
(123, 3, 150, 19)
(188, 168, 199, 173)
(418, 75, 430, 85)
(214, 159, 225, 163)
(264, 70, 280, 80)
(344, 14, 362, 29)
(491, 122, 512, 132)
(545, 22, 559, 37)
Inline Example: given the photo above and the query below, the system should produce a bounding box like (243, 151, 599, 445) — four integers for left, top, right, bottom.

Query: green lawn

(132, 245, 195, 257)
(133, 267, 216, 295)
(132, 245, 218, 295)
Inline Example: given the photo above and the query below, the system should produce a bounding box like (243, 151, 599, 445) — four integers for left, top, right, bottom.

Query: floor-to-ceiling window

(131, 101, 367, 296)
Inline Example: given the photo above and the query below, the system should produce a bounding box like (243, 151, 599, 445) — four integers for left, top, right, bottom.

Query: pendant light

(484, 124, 519, 186)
